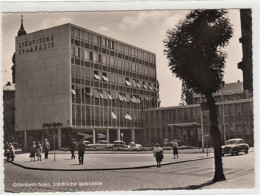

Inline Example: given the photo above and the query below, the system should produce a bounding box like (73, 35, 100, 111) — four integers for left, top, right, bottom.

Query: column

(106, 129, 109, 142)
(93, 129, 96, 144)
(24, 130, 27, 151)
(159, 127, 163, 141)
(117, 129, 120, 141)
(131, 129, 135, 143)
(171, 126, 174, 140)
(58, 128, 62, 149)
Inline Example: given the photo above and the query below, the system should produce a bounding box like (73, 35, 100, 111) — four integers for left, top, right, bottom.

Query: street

(4, 151, 254, 192)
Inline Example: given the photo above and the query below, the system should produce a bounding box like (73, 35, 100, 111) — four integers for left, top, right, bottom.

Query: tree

(164, 9, 233, 182)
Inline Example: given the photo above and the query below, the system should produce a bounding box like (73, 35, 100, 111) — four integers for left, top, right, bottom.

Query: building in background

(15, 22, 158, 149)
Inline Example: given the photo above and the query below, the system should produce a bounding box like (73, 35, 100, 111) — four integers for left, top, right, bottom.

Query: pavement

(8, 149, 215, 170)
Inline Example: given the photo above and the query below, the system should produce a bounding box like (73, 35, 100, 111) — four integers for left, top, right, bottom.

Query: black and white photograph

(1, 1, 258, 194)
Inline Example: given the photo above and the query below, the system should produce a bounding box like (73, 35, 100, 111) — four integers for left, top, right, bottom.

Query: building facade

(143, 98, 254, 147)
(15, 23, 158, 148)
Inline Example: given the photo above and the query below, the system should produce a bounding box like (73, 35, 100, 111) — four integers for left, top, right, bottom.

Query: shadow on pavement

(135, 180, 215, 191)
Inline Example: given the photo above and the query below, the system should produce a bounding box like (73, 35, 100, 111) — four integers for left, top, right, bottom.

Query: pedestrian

(70, 140, 76, 159)
(172, 139, 179, 159)
(36, 144, 43, 161)
(43, 139, 50, 159)
(9, 143, 15, 161)
(77, 140, 86, 164)
(153, 143, 163, 167)
(4, 141, 10, 161)
(30, 141, 37, 162)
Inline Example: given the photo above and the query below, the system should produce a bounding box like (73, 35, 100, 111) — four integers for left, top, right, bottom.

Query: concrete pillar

(24, 130, 27, 151)
(160, 127, 163, 141)
(58, 128, 62, 149)
(131, 129, 135, 142)
(93, 129, 96, 144)
(106, 129, 109, 142)
(117, 129, 120, 141)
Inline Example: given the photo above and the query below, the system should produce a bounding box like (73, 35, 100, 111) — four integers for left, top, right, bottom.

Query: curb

(5, 156, 214, 172)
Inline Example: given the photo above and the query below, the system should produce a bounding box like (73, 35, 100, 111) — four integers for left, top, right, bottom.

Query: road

(4, 152, 254, 192)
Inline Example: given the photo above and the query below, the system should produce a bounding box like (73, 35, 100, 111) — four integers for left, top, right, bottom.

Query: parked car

(87, 140, 113, 149)
(112, 140, 127, 148)
(82, 140, 91, 146)
(221, 138, 249, 156)
(127, 142, 143, 150)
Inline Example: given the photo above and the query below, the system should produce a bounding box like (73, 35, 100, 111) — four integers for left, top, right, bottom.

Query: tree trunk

(205, 92, 226, 182)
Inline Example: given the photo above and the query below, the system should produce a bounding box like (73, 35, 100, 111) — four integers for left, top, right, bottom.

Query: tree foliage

(164, 9, 233, 95)
(164, 9, 233, 182)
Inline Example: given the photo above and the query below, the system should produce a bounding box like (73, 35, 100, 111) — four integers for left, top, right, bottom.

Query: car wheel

(235, 150, 239, 155)
(245, 149, 248, 154)
(231, 152, 235, 156)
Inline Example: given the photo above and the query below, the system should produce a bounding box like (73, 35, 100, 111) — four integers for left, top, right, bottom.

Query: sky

(1, 10, 243, 107)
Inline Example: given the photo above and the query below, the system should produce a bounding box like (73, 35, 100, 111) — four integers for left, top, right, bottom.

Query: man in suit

(77, 140, 86, 164)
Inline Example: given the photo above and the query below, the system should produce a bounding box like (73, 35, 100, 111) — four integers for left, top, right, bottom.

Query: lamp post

(200, 95, 205, 152)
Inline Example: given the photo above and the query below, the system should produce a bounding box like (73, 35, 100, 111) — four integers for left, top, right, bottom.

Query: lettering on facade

(18, 35, 54, 55)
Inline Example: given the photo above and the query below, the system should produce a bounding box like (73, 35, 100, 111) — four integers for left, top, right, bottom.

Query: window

(93, 52, 98, 63)
(84, 50, 89, 60)
(102, 91, 109, 99)
(111, 111, 117, 119)
(102, 55, 107, 64)
(99, 91, 104, 99)
(124, 114, 132, 120)
(107, 91, 113, 100)
(131, 95, 137, 103)
(75, 47, 79, 57)
(102, 73, 109, 82)
(125, 78, 131, 86)
(71, 47, 75, 56)
(93, 35, 98, 44)
(110, 57, 115, 66)
(136, 80, 140, 88)
(143, 81, 147, 89)
(132, 79, 137, 87)
(118, 93, 124, 101)
(148, 82, 153, 90)
(101, 38, 106, 47)
(71, 89, 76, 95)
(94, 89, 100, 98)
(94, 71, 101, 80)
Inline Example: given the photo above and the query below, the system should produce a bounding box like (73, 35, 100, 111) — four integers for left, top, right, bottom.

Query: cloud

(99, 26, 108, 32)
(119, 11, 168, 31)
(39, 17, 74, 29)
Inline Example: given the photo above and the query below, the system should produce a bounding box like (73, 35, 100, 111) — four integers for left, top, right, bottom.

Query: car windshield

(226, 140, 238, 145)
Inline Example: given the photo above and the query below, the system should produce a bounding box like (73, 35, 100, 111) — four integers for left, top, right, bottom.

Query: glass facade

(70, 26, 158, 130)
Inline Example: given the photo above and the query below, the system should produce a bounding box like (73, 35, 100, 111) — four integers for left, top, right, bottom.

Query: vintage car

(127, 142, 143, 150)
(221, 138, 249, 156)
(86, 140, 113, 149)
(112, 140, 127, 148)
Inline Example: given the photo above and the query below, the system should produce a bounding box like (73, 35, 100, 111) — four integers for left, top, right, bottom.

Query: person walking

(36, 144, 43, 161)
(43, 139, 50, 159)
(172, 139, 179, 159)
(4, 141, 10, 161)
(153, 143, 163, 167)
(70, 140, 76, 159)
(30, 141, 37, 162)
(9, 143, 15, 161)
(77, 140, 86, 164)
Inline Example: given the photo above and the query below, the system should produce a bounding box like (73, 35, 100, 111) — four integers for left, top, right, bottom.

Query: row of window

(71, 47, 156, 77)
(72, 65, 157, 90)
(71, 27, 155, 63)
(71, 88, 156, 103)
(71, 59, 156, 83)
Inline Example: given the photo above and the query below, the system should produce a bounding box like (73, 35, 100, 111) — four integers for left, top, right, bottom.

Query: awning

(71, 89, 76, 95)
(168, 122, 201, 128)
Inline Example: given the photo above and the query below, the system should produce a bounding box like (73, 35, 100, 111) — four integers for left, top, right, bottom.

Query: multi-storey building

(15, 22, 158, 149)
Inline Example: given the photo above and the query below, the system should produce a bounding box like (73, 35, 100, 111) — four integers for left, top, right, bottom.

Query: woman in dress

(153, 143, 163, 167)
